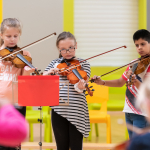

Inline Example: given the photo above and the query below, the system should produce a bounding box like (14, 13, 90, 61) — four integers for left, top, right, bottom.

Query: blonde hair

(0, 18, 22, 46)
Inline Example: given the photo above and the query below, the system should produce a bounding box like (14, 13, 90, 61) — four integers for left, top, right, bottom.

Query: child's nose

(138, 45, 142, 50)
(11, 37, 15, 41)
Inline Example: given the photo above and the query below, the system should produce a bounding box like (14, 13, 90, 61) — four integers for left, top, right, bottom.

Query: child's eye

(135, 44, 138, 47)
(7, 36, 11, 38)
(69, 46, 74, 49)
(14, 36, 18, 38)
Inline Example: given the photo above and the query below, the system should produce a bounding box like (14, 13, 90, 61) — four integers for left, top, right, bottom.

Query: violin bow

(90, 54, 150, 83)
(58, 45, 127, 73)
(0, 32, 56, 61)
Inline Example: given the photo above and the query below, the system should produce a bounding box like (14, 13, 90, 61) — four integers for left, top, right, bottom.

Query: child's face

(134, 38, 150, 56)
(58, 38, 77, 59)
(0, 27, 20, 48)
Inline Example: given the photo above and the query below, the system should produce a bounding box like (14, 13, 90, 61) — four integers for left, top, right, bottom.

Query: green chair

(26, 106, 52, 143)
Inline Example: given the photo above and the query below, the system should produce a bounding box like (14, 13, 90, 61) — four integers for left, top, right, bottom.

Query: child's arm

(92, 75, 127, 87)
(91, 66, 134, 87)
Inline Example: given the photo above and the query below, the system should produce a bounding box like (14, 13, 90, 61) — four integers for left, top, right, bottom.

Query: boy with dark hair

(91, 29, 150, 138)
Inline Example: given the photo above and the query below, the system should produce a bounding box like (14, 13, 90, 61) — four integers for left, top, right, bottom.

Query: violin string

(0, 33, 56, 61)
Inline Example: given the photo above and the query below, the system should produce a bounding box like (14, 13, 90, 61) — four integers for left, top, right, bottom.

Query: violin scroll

(85, 85, 94, 96)
(32, 69, 43, 75)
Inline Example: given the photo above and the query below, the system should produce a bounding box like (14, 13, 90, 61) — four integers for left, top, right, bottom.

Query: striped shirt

(122, 60, 150, 116)
(44, 57, 91, 137)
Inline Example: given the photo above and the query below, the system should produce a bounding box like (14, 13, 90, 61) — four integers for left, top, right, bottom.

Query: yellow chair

(86, 83, 111, 143)
(26, 106, 52, 143)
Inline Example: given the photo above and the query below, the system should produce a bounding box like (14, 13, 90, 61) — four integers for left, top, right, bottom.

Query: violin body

(0, 47, 22, 61)
(134, 56, 150, 74)
(0, 46, 40, 75)
(57, 59, 87, 83)
(12, 55, 32, 68)
(127, 55, 150, 86)
(67, 69, 87, 84)
(57, 58, 93, 96)
(57, 59, 81, 76)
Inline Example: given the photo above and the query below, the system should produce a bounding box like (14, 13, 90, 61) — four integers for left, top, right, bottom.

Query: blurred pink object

(0, 104, 28, 147)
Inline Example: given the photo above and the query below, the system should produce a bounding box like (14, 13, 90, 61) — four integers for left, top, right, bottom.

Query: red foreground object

(18, 75, 59, 106)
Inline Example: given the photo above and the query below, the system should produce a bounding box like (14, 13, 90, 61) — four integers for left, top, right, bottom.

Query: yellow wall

(0, 0, 2, 23)
(138, 0, 147, 29)
(63, 0, 74, 34)
(62, 1, 147, 106)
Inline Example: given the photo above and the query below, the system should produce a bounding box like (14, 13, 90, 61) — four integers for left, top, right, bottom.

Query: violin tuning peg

(85, 94, 88, 96)
(91, 89, 95, 91)
(38, 69, 41, 72)
(32, 73, 35, 75)
(89, 86, 93, 88)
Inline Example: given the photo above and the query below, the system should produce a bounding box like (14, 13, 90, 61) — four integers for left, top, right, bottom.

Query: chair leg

(125, 128, 129, 140)
(95, 123, 99, 137)
(29, 123, 34, 142)
(106, 116, 111, 143)
(88, 123, 92, 141)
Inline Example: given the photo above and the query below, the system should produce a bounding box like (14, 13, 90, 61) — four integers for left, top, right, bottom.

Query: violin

(0, 32, 56, 75)
(90, 54, 150, 84)
(0, 46, 41, 75)
(57, 58, 94, 96)
(57, 59, 87, 83)
(127, 55, 150, 86)
(56, 46, 127, 96)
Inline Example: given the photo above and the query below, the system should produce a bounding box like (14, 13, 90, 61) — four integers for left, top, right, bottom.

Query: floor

(22, 111, 126, 150)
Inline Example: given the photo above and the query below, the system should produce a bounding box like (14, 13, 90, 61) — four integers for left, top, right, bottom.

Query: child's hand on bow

(91, 75, 104, 85)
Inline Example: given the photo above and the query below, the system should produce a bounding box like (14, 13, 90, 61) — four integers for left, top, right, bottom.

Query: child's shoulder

(76, 57, 89, 63)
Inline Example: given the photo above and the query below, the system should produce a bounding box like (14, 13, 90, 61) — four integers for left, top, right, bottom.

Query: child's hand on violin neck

(126, 70, 133, 79)
(91, 75, 103, 85)
(77, 79, 87, 90)
(24, 66, 36, 74)
(130, 74, 137, 83)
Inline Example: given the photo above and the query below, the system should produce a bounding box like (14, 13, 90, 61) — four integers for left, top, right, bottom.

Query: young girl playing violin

(0, 18, 35, 150)
(92, 29, 150, 139)
(43, 31, 91, 150)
